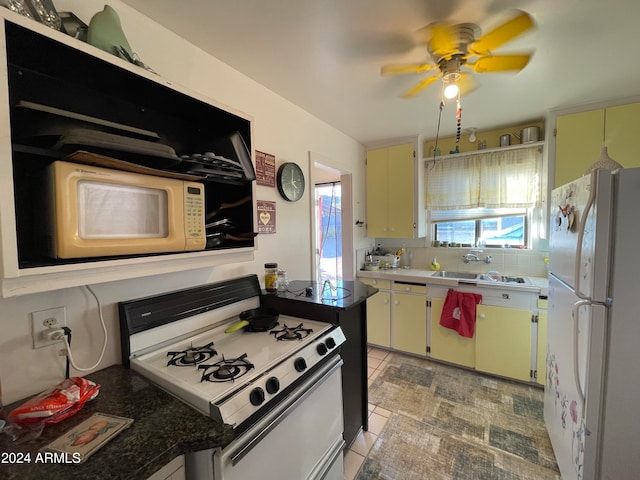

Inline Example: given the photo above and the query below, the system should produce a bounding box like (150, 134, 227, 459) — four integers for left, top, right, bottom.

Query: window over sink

(426, 144, 541, 249)
(433, 210, 527, 248)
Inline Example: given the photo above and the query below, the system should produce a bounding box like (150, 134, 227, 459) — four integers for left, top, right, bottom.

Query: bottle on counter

(264, 263, 278, 292)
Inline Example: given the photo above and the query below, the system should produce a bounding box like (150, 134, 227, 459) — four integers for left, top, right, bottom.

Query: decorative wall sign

(255, 151, 276, 187)
(257, 200, 276, 233)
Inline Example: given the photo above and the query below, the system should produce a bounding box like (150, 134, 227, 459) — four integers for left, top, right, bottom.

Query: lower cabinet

(429, 296, 476, 368)
(361, 278, 391, 348)
(360, 276, 546, 385)
(391, 290, 427, 356)
(536, 309, 548, 386)
(367, 290, 391, 347)
(475, 304, 532, 382)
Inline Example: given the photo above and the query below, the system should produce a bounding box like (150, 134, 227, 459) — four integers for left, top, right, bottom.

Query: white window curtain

(425, 146, 542, 210)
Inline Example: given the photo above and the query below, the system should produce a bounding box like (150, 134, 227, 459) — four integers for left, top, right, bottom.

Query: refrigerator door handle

(574, 172, 596, 300)
(572, 299, 590, 417)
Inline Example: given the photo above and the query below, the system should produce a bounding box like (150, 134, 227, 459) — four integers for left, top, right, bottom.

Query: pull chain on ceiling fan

(381, 10, 536, 98)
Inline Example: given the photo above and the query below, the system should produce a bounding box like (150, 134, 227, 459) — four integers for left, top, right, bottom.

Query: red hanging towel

(440, 289, 483, 338)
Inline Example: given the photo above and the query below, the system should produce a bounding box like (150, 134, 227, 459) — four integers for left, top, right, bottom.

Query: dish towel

(440, 289, 483, 338)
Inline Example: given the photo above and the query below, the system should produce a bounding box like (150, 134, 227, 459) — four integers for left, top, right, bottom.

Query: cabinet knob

(394, 300, 399, 305)
(479, 313, 486, 319)
(405, 287, 410, 291)
(383, 299, 389, 304)
(372, 280, 377, 285)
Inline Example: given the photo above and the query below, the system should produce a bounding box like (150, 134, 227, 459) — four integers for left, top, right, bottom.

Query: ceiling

(121, 0, 640, 145)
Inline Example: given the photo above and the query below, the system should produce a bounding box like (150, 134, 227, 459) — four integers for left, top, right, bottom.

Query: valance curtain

(425, 147, 542, 210)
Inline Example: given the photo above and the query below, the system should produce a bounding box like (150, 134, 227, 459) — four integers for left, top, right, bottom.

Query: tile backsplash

(357, 246, 549, 278)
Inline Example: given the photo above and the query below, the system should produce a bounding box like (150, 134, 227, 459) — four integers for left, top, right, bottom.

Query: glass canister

(264, 263, 278, 292)
(277, 269, 289, 292)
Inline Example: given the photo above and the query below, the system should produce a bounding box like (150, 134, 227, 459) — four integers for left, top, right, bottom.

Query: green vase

(87, 5, 133, 62)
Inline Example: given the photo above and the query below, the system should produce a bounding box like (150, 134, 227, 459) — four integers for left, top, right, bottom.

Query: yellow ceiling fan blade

(472, 53, 532, 73)
(401, 74, 441, 98)
(468, 10, 534, 56)
(424, 22, 459, 59)
(381, 63, 438, 75)
(458, 72, 478, 97)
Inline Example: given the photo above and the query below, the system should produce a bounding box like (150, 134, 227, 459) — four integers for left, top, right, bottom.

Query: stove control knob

(325, 337, 337, 349)
(317, 343, 328, 356)
(266, 376, 280, 394)
(250, 387, 265, 406)
(294, 357, 307, 372)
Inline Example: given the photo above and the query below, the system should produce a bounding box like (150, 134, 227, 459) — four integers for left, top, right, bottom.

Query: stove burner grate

(198, 353, 255, 383)
(167, 342, 217, 366)
(270, 323, 313, 341)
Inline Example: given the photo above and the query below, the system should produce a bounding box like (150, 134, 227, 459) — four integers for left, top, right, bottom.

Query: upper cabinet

(555, 109, 604, 187)
(554, 102, 640, 187)
(366, 142, 424, 238)
(0, 13, 256, 297)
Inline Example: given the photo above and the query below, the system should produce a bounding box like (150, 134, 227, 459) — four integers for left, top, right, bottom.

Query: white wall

(0, 1, 368, 404)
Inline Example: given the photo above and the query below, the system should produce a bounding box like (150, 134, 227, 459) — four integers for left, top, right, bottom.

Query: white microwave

(44, 161, 206, 259)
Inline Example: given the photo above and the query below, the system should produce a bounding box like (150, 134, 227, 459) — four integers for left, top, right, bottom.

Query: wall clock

(276, 162, 305, 202)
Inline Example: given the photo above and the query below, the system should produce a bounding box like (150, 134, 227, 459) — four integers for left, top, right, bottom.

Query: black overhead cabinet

(5, 20, 255, 269)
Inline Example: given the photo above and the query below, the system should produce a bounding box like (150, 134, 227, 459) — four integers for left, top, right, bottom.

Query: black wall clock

(276, 162, 305, 202)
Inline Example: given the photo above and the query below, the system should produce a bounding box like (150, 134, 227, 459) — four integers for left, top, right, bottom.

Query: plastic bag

(4, 377, 100, 442)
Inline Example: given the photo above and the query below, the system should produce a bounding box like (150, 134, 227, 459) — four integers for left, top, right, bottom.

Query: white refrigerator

(545, 167, 640, 480)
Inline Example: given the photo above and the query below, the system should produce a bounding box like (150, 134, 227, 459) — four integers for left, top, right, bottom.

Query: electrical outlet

(32, 307, 67, 349)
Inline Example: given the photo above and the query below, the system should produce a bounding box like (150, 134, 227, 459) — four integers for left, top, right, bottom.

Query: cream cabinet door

(391, 292, 427, 356)
(429, 297, 475, 368)
(475, 305, 532, 382)
(606, 102, 640, 168)
(367, 291, 391, 347)
(366, 147, 390, 237)
(366, 143, 415, 238)
(386, 143, 415, 238)
(555, 109, 604, 188)
(536, 310, 548, 386)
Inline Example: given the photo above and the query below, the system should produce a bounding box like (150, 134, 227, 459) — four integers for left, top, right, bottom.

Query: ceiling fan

(381, 10, 536, 99)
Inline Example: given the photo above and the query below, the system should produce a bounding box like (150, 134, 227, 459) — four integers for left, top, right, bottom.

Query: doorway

(315, 182, 342, 283)
(309, 152, 354, 283)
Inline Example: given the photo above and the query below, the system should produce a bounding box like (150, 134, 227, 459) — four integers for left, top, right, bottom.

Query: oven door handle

(228, 355, 343, 466)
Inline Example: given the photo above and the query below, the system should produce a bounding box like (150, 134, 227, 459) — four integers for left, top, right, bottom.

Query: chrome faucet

(463, 250, 492, 264)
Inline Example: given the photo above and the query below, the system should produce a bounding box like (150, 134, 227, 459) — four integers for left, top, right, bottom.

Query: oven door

(186, 355, 345, 480)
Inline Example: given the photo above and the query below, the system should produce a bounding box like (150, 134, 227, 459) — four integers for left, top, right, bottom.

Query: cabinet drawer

(393, 282, 426, 294)
(537, 297, 548, 309)
(360, 278, 391, 289)
(454, 285, 531, 309)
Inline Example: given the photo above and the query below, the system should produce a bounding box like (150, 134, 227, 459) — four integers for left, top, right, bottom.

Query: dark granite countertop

(264, 280, 378, 310)
(0, 366, 234, 480)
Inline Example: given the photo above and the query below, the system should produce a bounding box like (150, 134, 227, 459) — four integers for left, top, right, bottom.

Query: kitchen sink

(500, 276, 526, 283)
(431, 271, 479, 280)
(477, 273, 527, 283)
(432, 271, 529, 284)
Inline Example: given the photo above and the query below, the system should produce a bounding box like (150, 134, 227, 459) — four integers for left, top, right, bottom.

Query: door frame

(308, 151, 354, 281)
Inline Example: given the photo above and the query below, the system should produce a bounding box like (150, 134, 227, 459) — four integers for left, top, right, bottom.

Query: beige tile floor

(343, 347, 392, 480)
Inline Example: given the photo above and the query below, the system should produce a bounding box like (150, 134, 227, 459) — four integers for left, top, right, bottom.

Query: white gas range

(119, 275, 346, 480)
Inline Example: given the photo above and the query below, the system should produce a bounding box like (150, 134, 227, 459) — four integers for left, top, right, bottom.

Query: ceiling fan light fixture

(443, 82, 459, 99)
(442, 72, 460, 99)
